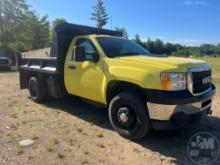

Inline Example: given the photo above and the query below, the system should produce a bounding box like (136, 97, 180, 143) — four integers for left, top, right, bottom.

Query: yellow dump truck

(18, 23, 216, 139)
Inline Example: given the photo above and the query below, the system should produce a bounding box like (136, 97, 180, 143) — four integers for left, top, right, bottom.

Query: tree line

(0, 0, 66, 53)
(0, 0, 219, 57)
(90, 0, 220, 57)
(133, 35, 220, 57)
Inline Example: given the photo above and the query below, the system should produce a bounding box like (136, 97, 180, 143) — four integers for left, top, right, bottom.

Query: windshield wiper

(120, 53, 142, 56)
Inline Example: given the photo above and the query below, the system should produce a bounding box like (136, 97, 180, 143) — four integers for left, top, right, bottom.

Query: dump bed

(19, 57, 57, 74)
(19, 23, 122, 75)
(18, 23, 122, 98)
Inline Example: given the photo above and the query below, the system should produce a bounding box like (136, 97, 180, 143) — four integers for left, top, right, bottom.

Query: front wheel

(108, 92, 151, 140)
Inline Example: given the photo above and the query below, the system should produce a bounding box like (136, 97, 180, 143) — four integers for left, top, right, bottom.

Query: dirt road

(0, 72, 220, 165)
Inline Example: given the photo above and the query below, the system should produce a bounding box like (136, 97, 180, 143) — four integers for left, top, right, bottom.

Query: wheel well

(20, 70, 50, 88)
(20, 71, 37, 89)
(20, 71, 67, 99)
(106, 81, 146, 104)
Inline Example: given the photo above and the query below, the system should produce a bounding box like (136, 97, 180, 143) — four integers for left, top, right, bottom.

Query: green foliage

(196, 57, 220, 88)
(132, 35, 220, 57)
(133, 34, 142, 45)
(50, 18, 66, 41)
(115, 27, 128, 39)
(0, 0, 50, 52)
(91, 0, 109, 28)
(51, 18, 66, 32)
(29, 15, 50, 50)
(0, 0, 219, 58)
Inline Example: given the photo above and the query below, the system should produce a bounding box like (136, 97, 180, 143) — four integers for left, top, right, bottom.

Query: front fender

(107, 66, 162, 90)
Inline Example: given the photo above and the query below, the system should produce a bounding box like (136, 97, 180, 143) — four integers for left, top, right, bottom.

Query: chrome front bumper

(147, 98, 212, 121)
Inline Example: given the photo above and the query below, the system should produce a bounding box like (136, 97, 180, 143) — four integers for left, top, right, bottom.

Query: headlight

(161, 72, 186, 91)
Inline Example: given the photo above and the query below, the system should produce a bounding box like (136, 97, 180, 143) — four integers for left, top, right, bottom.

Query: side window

(72, 38, 97, 61)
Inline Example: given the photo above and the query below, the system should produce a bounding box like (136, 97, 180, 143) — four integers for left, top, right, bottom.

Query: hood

(117, 55, 205, 72)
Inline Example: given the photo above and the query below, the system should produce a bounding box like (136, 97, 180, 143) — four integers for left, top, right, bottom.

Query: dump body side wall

(18, 23, 122, 100)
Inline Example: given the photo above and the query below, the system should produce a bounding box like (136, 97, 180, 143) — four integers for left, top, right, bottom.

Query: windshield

(97, 37, 150, 58)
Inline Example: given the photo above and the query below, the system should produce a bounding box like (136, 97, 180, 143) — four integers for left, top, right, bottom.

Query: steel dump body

(19, 23, 122, 75)
(50, 23, 122, 74)
(18, 23, 122, 98)
(19, 23, 122, 74)
(19, 57, 57, 74)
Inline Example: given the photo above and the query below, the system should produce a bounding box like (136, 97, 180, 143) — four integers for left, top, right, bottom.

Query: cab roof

(55, 23, 122, 37)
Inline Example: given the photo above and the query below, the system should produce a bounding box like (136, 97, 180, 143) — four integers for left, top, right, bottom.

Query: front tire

(28, 77, 47, 103)
(108, 92, 150, 140)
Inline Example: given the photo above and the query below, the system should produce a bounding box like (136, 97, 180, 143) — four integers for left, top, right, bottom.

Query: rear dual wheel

(28, 77, 47, 103)
(108, 92, 151, 140)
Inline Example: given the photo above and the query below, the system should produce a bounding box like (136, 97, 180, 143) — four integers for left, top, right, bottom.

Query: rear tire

(108, 92, 150, 140)
(28, 77, 47, 103)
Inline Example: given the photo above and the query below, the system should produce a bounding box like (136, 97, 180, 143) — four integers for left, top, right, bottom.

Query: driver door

(65, 38, 105, 102)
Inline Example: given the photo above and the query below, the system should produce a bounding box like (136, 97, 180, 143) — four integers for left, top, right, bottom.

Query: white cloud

(164, 39, 216, 46)
(140, 36, 167, 42)
(184, 1, 208, 6)
(140, 37, 216, 46)
(138, 36, 218, 46)
(167, 39, 203, 46)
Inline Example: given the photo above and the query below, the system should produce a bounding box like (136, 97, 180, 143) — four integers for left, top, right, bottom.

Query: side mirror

(75, 46, 85, 62)
(92, 52, 99, 63)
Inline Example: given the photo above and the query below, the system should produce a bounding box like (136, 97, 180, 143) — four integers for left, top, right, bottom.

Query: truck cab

(18, 23, 216, 139)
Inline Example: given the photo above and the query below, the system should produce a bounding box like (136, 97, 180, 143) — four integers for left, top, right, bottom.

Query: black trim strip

(144, 84, 216, 105)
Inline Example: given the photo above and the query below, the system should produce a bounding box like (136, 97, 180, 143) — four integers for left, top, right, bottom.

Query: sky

(28, 0, 220, 46)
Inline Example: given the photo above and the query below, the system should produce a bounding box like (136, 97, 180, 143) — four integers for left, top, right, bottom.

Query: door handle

(68, 65, 76, 69)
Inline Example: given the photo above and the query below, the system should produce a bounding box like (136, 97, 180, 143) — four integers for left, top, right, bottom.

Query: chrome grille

(192, 70, 211, 94)
(188, 64, 212, 96)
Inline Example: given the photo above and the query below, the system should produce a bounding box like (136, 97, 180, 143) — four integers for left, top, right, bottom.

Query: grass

(133, 148, 141, 154)
(64, 148, 72, 153)
(97, 144, 105, 148)
(77, 128, 83, 133)
(69, 138, 75, 146)
(96, 133, 104, 138)
(196, 57, 220, 74)
(23, 110, 28, 114)
(81, 160, 89, 164)
(83, 150, 89, 155)
(10, 124, 17, 130)
(57, 152, 65, 159)
(31, 134, 39, 140)
(77, 128, 88, 136)
(45, 143, 53, 152)
(10, 113, 18, 118)
(1, 69, 220, 164)
(53, 139, 60, 145)
(196, 57, 220, 89)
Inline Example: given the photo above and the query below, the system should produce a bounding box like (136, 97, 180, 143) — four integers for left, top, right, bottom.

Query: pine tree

(134, 34, 141, 44)
(115, 27, 128, 39)
(91, 0, 109, 28)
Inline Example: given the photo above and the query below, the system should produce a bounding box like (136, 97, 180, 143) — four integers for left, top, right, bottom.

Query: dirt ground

(0, 72, 220, 165)
(22, 48, 50, 58)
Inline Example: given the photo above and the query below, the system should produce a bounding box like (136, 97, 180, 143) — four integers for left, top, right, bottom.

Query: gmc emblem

(203, 76, 212, 84)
